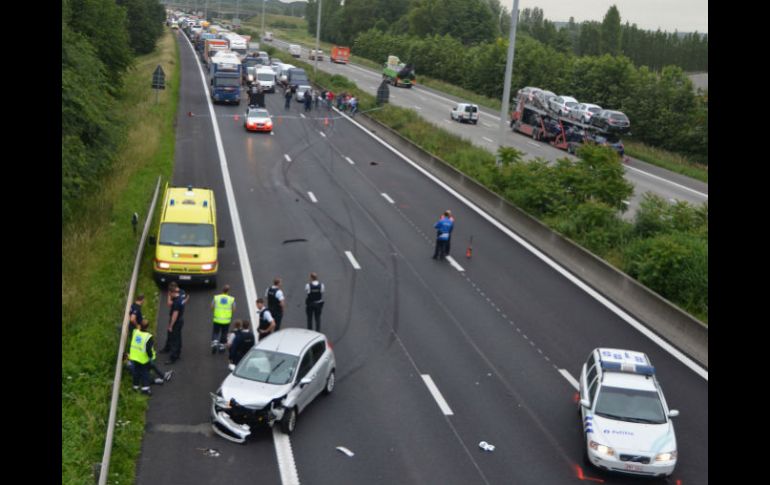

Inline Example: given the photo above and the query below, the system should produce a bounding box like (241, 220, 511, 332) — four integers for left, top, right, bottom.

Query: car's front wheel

(280, 407, 297, 434)
(324, 370, 335, 395)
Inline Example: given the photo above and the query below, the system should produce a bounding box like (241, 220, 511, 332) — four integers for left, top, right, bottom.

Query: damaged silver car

(211, 328, 336, 442)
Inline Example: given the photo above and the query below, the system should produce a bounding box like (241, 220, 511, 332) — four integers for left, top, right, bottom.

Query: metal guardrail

(96, 176, 162, 485)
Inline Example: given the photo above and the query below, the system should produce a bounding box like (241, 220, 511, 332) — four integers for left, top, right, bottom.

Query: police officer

(129, 318, 156, 396)
(248, 83, 259, 107)
(210, 284, 236, 354)
(256, 298, 276, 341)
(265, 278, 286, 331)
(165, 285, 187, 365)
(230, 320, 255, 365)
(305, 272, 325, 332)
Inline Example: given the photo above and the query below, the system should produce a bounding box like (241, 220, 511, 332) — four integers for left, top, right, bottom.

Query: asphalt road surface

(269, 39, 708, 219)
(134, 32, 707, 485)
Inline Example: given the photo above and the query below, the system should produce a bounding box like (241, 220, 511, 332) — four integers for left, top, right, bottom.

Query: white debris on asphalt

(479, 441, 495, 452)
(336, 446, 355, 457)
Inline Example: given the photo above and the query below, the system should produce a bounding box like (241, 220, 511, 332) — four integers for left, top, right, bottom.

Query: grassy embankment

(62, 29, 179, 485)
(242, 13, 707, 183)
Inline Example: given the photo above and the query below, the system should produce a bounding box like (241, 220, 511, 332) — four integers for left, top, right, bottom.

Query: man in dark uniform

(256, 298, 276, 341)
(165, 285, 187, 365)
(230, 320, 256, 365)
(265, 278, 286, 331)
(305, 272, 325, 332)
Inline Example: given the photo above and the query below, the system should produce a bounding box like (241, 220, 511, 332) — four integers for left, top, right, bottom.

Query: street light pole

(261, 0, 266, 40)
(314, 0, 322, 75)
(496, 0, 521, 166)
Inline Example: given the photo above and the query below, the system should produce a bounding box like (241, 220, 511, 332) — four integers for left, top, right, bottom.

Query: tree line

(62, 0, 165, 223)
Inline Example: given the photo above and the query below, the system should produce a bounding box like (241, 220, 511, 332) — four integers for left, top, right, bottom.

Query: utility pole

(496, 0, 520, 167)
(314, 0, 322, 75)
(261, 0, 266, 40)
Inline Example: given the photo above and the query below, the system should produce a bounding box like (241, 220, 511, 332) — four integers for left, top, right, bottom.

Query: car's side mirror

(148, 235, 156, 245)
(228, 364, 236, 372)
(580, 399, 591, 409)
(668, 410, 679, 418)
(218, 239, 225, 248)
(299, 377, 312, 387)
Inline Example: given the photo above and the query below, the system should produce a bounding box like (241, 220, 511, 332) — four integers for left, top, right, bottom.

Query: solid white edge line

(445, 256, 465, 273)
(558, 369, 580, 391)
(421, 375, 454, 415)
(308, 191, 317, 203)
(345, 251, 361, 270)
(284, 154, 292, 163)
(183, 33, 300, 485)
(381, 193, 395, 204)
(333, 107, 708, 382)
(345, 156, 355, 165)
(624, 164, 708, 198)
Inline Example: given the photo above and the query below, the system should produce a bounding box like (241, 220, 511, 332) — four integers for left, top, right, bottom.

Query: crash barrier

(97, 176, 163, 485)
(350, 112, 708, 368)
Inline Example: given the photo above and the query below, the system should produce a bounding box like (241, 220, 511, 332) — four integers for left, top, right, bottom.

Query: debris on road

(478, 441, 495, 452)
(336, 446, 355, 457)
(197, 448, 221, 457)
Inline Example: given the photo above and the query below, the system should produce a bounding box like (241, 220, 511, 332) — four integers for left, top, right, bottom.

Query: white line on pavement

(284, 154, 292, 163)
(308, 192, 317, 203)
(345, 156, 355, 165)
(415, 106, 422, 110)
(624, 165, 708, 198)
(482, 122, 494, 128)
(421, 375, 454, 415)
(319, 131, 327, 138)
(345, 251, 361, 270)
(446, 256, 465, 272)
(381, 193, 395, 204)
(333, 107, 708, 382)
(299, 113, 306, 119)
(527, 141, 541, 148)
(482, 137, 494, 143)
(558, 370, 580, 391)
(183, 33, 300, 485)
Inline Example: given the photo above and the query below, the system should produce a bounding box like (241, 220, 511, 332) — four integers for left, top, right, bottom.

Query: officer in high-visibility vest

(211, 284, 236, 354)
(129, 319, 155, 396)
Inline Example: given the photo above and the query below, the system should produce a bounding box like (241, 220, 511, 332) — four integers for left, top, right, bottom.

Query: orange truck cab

(330, 45, 350, 64)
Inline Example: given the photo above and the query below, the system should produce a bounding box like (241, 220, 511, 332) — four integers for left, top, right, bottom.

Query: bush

(548, 200, 633, 256)
(634, 193, 708, 238)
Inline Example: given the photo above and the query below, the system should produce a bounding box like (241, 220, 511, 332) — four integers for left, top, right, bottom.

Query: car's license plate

(179, 275, 192, 280)
(624, 464, 643, 472)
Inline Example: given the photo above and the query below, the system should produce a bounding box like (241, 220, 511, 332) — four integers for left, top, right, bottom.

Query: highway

(268, 39, 708, 219)
(135, 32, 707, 485)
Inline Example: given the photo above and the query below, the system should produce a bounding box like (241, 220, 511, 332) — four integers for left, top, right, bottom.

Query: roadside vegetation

(62, 3, 177, 482)
(293, 60, 707, 323)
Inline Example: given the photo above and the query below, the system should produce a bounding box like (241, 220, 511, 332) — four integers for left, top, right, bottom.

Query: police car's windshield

(159, 223, 215, 247)
(594, 386, 667, 424)
(235, 349, 299, 385)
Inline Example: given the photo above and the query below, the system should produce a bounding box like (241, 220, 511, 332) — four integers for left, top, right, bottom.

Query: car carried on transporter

(579, 348, 679, 478)
(150, 185, 224, 287)
(211, 329, 336, 441)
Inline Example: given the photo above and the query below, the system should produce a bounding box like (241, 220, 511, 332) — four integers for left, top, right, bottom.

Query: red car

(244, 107, 273, 133)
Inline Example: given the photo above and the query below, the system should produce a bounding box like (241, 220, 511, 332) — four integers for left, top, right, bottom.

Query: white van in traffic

(288, 44, 301, 58)
(255, 67, 276, 92)
(450, 103, 480, 124)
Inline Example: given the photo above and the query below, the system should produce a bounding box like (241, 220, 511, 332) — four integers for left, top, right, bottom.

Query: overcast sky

(507, 0, 708, 33)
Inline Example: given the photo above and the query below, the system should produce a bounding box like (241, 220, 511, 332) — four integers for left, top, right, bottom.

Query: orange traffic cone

(466, 236, 473, 259)
(324, 116, 329, 127)
(234, 114, 239, 121)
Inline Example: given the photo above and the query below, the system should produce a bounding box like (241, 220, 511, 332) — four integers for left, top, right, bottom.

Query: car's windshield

(235, 349, 299, 385)
(215, 76, 240, 87)
(464, 106, 478, 113)
(566, 102, 578, 108)
(594, 386, 666, 424)
(610, 113, 629, 121)
(159, 223, 215, 247)
(257, 73, 274, 81)
(588, 107, 602, 113)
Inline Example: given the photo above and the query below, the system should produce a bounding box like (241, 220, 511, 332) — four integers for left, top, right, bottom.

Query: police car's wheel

(281, 407, 297, 434)
(323, 370, 335, 395)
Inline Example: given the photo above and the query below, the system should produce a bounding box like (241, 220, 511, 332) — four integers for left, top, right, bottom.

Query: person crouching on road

(211, 284, 236, 354)
(256, 298, 276, 341)
(230, 320, 255, 365)
(129, 318, 157, 396)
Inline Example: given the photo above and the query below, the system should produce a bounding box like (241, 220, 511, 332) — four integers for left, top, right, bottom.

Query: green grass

(417, 77, 502, 111)
(623, 140, 708, 183)
(62, 29, 180, 485)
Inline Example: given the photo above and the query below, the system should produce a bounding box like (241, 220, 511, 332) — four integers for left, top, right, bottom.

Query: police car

(579, 348, 679, 478)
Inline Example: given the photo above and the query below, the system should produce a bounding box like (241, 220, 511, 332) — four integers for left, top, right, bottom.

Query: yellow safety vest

(129, 329, 151, 364)
(213, 294, 235, 324)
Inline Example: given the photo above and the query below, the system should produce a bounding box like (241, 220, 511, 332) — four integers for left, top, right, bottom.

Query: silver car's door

(294, 350, 316, 412)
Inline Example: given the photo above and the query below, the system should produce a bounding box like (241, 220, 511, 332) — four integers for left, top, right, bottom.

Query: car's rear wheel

(323, 370, 335, 395)
(280, 407, 297, 434)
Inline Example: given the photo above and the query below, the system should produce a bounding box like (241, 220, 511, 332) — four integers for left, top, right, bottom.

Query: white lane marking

(445, 256, 465, 273)
(345, 251, 361, 270)
(334, 107, 708, 381)
(482, 137, 494, 143)
(308, 192, 317, 203)
(482, 122, 494, 128)
(527, 141, 541, 148)
(381, 193, 395, 204)
(345, 156, 355, 165)
(444, 119, 451, 124)
(319, 131, 327, 138)
(624, 165, 708, 198)
(421, 375, 454, 415)
(300, 113, 306, 119)
(559, 369, 580, 391)
(415, 106, 423, 111)
(183, 33, 300, 485)
(284, 154, 292, 163)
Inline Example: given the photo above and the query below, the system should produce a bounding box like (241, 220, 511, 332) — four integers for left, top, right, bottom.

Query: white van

(255, 67, 276, 92)
(450, 103, 480, 124)
(288, 44, 301, 58)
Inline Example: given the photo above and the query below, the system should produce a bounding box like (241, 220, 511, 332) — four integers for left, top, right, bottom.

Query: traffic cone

(324, 116, 329, 127)
(466, 245, 472, 259)
(234, 114, 239, 121)
(188, 111, 193, 117)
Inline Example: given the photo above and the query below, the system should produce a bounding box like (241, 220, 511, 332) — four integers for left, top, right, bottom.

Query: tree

(118, 0, 166, 55)
(577, 21, 601, 56)
(600, 5, 621, 55)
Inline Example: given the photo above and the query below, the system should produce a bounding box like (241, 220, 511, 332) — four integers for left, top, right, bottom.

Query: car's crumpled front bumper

(210, 393, 285, 443)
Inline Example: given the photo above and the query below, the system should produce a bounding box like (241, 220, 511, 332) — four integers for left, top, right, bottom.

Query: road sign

(152, 65, 166, 90)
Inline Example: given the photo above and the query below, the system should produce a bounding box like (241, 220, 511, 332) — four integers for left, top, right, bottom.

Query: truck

(196, 32, 217, 52)
(382, 56, 414, 88)
(211, 70, 242, 104)
(204, 38, 229, 65)
(222, 32, 248, 59)
(330, 45, 350, 64)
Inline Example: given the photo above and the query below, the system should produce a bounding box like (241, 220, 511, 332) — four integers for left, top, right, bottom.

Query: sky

(507, 0, 708, 33)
